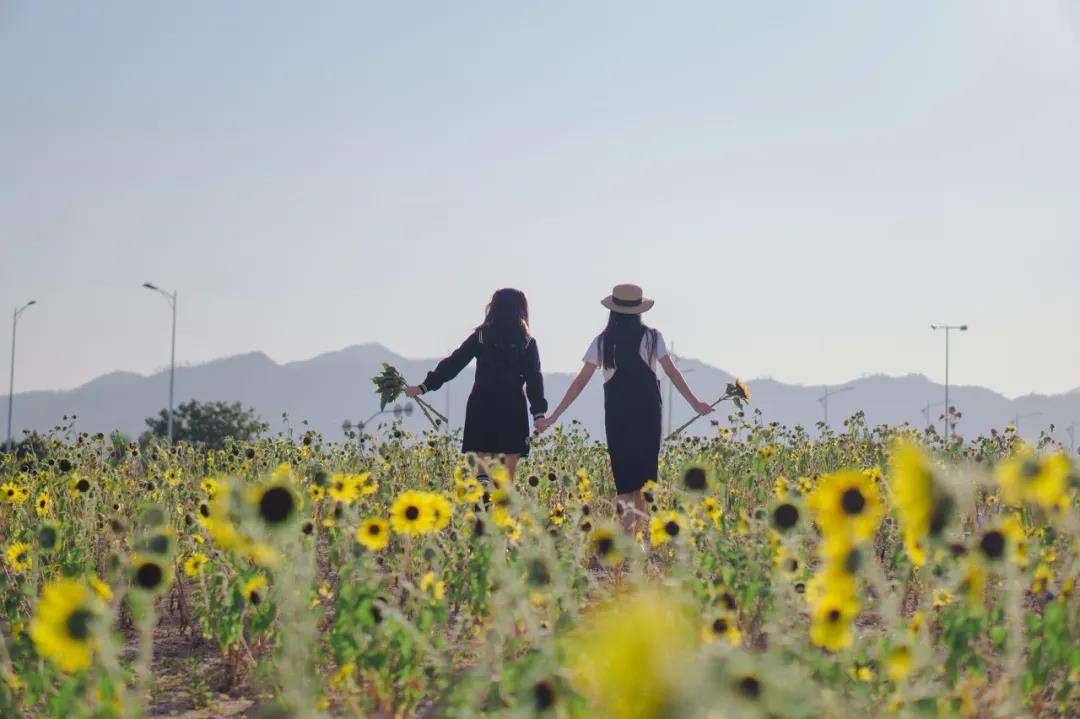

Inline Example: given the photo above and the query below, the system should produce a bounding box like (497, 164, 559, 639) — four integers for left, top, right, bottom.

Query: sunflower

(390, 491, 434, 535)
(770, 501, 801, 533)
(588, 526, 621, 566)
(889, 441, 953, 566)
(809, 592, 858, 652)
(132, 557, 171, 594)
(428, 493, 453, 531)
(996, 450, 1070, 510)
(356, 518, 390, 551)
(29, 578, 100, 673)
(680, 465, 708, 492)
(702, 614, 743, 647)
(5, 542, 32, 573)
(35, 490, 50, 517)
(67, 474, 91, 495)
(1, 482, 20, 503)
(184, 552, 209, 577)
(328, 473, 360, 504)
(649, 511, 687, 546)
(308, 484, 325, 501)
(256, 484, 296, 525)
(242, 575, 268, 605)
(200, 478, 219, 497)
(885, 645, 913, 681)
(807, 470, 883, 543)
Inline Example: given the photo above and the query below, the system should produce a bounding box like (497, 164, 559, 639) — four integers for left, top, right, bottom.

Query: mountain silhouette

(4, 344, 1079, 451)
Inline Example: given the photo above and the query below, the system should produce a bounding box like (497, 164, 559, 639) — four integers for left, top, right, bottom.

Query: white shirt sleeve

(653, 330, 669, 361)
(583, 335, 601, 366)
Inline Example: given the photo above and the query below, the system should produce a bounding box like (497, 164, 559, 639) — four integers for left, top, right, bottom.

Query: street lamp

(6, 300, 36, 452)
(143, 283, 177, 444)
(1066, 421, 1077, 456)
(818, 385, 853, 429)
(920, 399, 947, 432)
(930, 324, 968, 443)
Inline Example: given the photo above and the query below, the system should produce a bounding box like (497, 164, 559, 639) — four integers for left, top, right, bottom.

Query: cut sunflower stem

(665, 380, 750, 441)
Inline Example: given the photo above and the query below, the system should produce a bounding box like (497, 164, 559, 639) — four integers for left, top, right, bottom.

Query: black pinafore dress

(603, 330, 662, 494)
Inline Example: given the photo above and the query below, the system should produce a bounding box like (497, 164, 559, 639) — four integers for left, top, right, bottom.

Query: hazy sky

(2, 2, 1078, 400)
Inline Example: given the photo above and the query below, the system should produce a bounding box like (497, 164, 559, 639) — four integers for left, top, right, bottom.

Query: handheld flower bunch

(666, 379, 751, 440)
(372, 363, 447, 430)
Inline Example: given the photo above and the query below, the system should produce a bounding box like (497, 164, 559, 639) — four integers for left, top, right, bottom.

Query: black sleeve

(523, 338, 548, 418)
(420, 332, 478, 393)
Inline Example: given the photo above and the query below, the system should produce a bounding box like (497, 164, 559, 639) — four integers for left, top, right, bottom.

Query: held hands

(404, 385, 423, 399)
(534, 416, 555, 434)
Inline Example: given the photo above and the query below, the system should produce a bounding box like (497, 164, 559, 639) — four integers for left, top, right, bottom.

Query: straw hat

(601, 284, 654, 315)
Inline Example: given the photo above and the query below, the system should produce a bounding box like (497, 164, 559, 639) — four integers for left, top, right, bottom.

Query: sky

(2, 1, 1079, 400)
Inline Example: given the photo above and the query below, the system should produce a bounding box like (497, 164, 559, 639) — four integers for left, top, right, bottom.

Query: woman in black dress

(405, 288, 547, 481)
(536, 284, 713, 530)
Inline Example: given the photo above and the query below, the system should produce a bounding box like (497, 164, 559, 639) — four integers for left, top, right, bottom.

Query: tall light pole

(818, 385, 853, 429)
(143, 283, 177, 444)
(931, 324, 968, 443)
(6, 300, 36, 452)
(921, 399, 947, 431)
(1066, 421, 1077, 456)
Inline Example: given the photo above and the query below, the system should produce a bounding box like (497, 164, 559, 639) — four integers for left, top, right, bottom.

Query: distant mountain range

(4, 343, 1079, 449)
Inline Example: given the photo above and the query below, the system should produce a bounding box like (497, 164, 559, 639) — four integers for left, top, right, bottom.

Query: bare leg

(617, 490, 646, 535)
(475, 453, 520, 483)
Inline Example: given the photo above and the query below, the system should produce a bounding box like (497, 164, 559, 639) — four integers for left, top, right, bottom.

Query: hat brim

(601, 295, 654, 315)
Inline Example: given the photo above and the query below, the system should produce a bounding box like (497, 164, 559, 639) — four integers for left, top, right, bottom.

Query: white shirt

(583, 330, 669, 383)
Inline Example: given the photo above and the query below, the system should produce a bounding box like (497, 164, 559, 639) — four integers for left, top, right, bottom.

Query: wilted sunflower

(389, 490, 434, 535)
(5, 542, 32, 573)
(356, 518, 390, 551)
(808, 470, 883, 544)
(29, 578, 101, 673)
(770, 500, 801, 533)
(680, 465, 709, 492)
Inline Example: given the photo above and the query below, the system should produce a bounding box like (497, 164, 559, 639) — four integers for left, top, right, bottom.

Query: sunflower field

(1, 411, 1079, 718)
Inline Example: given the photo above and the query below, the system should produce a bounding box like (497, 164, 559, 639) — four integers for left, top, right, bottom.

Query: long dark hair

(601, 311, 654, 370)
(478, 288, 530, 347)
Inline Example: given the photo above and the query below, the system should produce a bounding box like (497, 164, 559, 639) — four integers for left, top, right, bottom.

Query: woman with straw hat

(536, 284, 713, 530)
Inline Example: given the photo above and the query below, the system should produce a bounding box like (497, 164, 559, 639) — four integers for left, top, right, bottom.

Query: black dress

(602, 327, 662, 494)
(420, 329, 547, 457)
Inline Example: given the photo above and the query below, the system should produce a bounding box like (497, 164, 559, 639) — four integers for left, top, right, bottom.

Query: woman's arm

(405, 332, 478, 397)
(523, 339, 548, 419)
(535, 362, 596, 432)
(658, 356, 713, 415)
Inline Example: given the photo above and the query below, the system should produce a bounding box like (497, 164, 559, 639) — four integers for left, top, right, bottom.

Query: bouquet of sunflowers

(666, 379, 751, 440)
(372, 363, 447, 430)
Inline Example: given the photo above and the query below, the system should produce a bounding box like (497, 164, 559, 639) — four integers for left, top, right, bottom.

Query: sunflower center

(259, 486, 295, 524)
(75, 479, 90, 492)
(979, 530, 1005, 560)
(713, 617, 729, 633)
(841, 488, 866, 515)
(683, 467, 707, 491)
(368, 523, 381, 535)
(405, 506, 420, 521)
(66, 609, 94, 641)
(136, 562, 164, 590)
(533, 680, 556, 710)
(737, 675, 761, 699)
(826, 608, 842, 623)
(664, 521, 680, 537)
(595, 536, 614, 556)
(773, 503, 799, 530)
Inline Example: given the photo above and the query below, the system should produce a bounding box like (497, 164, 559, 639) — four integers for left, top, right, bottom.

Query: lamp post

(6, 300, 36, 452)
(143, 283, 177, 444)
(1066, 421, 1077, 456)
(930, 324, 968, 443)
(818, 385, 853, 429)
(921, 399, 947, 432)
